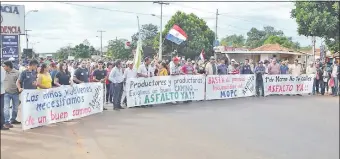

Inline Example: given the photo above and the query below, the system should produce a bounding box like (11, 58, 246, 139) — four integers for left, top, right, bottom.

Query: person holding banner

(205, 57, 218, 75)
(122, 61, 137, 107)
(254, 61, 266, 97)
(16, 60, 39, 92)
(36, 64, 52, 89)
(109, 60, 125, 110)
(54, 62, 72, 86)
(73, 60, 90, 84)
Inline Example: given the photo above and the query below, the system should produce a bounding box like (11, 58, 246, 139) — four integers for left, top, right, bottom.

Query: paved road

(1, 96, 339, 159)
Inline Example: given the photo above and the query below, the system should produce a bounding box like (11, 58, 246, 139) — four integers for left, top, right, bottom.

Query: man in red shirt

(105, 62, 113, 105)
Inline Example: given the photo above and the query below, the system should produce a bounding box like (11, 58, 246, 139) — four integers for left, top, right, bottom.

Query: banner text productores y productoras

(21, 83, 104, 130)
(126, 75, 206, 107)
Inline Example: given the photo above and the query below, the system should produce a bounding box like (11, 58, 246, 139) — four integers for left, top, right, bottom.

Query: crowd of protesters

(1, 56, 339, 130)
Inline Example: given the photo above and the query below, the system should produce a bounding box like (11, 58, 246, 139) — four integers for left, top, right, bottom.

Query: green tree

(264, 35, 300, 50)
(106, 38, 132, 60)
(131, 23, 158, 49)
(291, 1, 339, 52)
(53, 46, 72, 60)
(246, 26, 285, 49)
(154, 11, 215, 59)
(220, 34, 245, 47)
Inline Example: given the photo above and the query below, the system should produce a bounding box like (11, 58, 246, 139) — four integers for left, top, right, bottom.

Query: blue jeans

(4, 93, 19, 124)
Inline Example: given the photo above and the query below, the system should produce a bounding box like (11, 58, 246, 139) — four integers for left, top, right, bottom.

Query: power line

(61, 2, 152, 16)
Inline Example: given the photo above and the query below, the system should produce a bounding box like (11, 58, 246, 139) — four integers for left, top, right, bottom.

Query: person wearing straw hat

(121, 60, 137, 107)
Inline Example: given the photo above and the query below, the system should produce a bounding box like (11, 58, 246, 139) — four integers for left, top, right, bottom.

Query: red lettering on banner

(232, 78, 245, 82)
(50, 111, 68, 121)
(268, 85, 293, 92)
(296, 84, 304, 92)
(38, 116, 47, 124)
(213, 84, 237, 91)
(208, 76, 228, 84)
(0, 26, 22, 34)
(25, 116, 35, 126)
(72, 107, 92, 117)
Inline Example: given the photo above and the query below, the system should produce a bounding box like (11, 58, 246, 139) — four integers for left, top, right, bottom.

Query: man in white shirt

(121, 61, 137, 107)
(109, 60, 125, 110)
(291, 59, 302, 76)
(137, 57, 154, 107)
(137, 57, 154, 78)
(331, 60, 339, 96)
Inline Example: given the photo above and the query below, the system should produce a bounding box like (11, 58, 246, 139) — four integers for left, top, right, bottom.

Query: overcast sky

(4, 0, 322, 53)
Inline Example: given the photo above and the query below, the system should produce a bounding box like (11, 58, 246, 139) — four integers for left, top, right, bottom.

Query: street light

(25, 10, 39, 50)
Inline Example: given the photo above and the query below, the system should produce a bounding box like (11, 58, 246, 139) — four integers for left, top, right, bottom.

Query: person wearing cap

(122, 61, 137, 107)
(170, 57, 182, 76)
(109, 60, 125, 110)
(254, 61, 266, 97)
(205, 56, 218, 75)
(228, 59, 236, 74)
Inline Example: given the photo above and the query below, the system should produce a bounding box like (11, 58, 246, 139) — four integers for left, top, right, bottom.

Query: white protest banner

(21, 83, 104, 130)
(263, 74, 314, 96)
(126, 75, 205, 107)
(205, 74, 255, 100)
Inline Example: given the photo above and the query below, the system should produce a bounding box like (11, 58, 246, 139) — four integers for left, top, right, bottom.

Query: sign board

(0, 4, 25, 35)
(1, 35, 19, 62)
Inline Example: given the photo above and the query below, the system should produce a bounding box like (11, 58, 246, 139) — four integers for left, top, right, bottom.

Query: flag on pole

(200, 49, 205, 62)
(133, 38, 142, 70)
(134, 16, 142, 70)
(165, 25, 188, 45)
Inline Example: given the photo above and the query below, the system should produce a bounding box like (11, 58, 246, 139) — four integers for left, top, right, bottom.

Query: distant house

(215, 44, 305, 64)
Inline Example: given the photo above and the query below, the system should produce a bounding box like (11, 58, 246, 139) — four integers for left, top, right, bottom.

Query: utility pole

(97, 30, 106, 56)
(214, 9, 219, 59)
(154, 1, 169, 60)
(68, 43, 72, 57)
(215, 9, 219, 42)
(25, 30, 32, 49)
(312, 36, 316, 63)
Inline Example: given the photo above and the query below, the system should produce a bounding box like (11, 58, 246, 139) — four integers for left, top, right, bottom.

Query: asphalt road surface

(1, 96, 339, 159)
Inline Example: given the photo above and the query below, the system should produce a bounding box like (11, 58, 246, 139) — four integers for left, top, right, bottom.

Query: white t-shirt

(137, 64, 154, 77)
(332, 65, 338, 77)
(124, 68, 137, 79)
